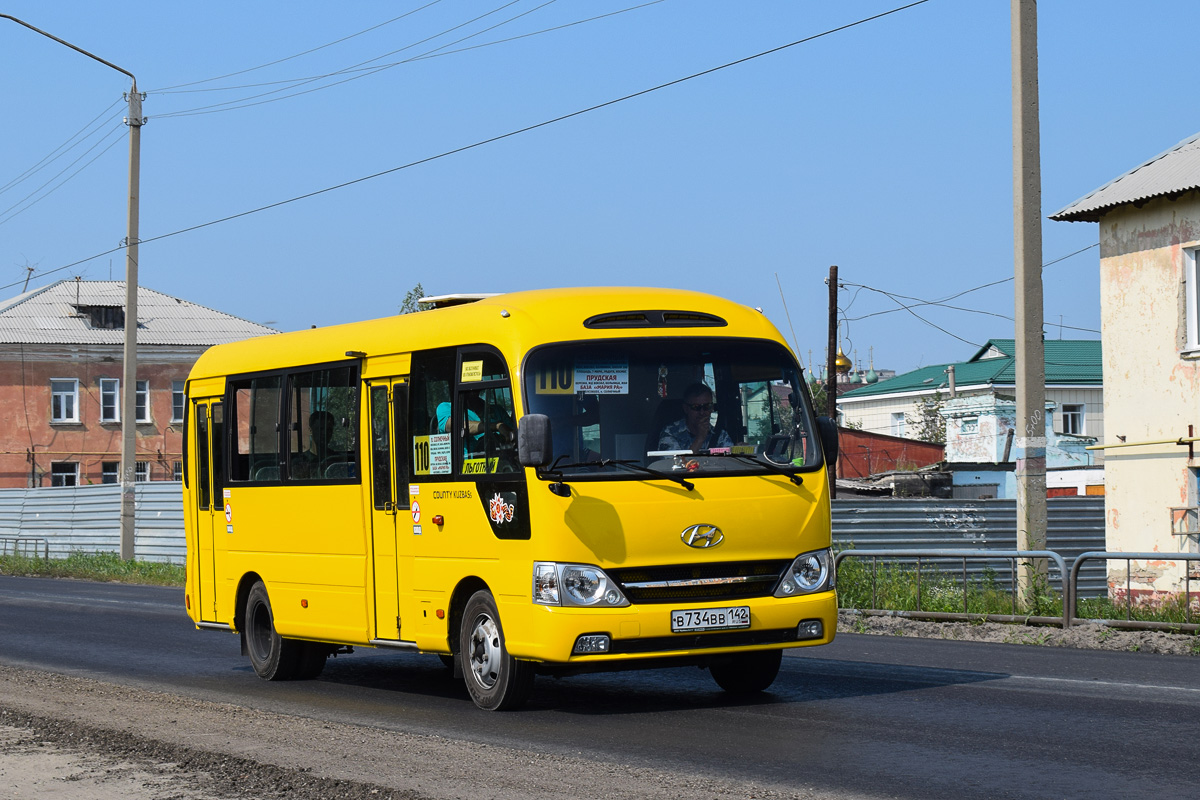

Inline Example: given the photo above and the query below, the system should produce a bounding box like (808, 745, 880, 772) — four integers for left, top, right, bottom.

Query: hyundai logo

(681, 524, 724, 549)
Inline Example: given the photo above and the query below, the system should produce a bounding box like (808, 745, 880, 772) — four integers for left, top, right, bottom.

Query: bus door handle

(383, 501, 396, 515)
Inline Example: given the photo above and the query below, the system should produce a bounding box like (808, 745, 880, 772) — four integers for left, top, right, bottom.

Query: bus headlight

(774, 548, 833, 597)
(533, 562, 630, 607)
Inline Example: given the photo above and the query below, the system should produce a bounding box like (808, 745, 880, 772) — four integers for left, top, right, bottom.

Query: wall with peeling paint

(1097, 191, 1200, 593)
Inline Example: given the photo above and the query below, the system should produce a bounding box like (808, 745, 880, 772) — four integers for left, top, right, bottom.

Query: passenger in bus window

(657, 383, 732, 452)
(291, 410, 335, 478)
(435, 394, 514, 450)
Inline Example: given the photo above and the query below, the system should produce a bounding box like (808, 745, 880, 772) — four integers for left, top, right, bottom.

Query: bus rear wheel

(458, 590, 534, 711)
(709, 649, 782, 695)
(244, 581, 327, 681)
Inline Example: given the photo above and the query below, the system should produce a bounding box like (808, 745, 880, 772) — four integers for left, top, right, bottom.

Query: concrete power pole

(1012, 0, 1048, 606)
(120, 85, 144, 561)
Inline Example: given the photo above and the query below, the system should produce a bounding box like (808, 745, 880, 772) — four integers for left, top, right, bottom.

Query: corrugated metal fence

(0, 483, 184, 564)
(0, 485, 1108, 593)
(832, 497, 1107, 597)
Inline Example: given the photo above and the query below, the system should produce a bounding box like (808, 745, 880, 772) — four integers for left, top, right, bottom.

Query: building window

(172, 381, 186, 422)
(890, 412, 906, 437)
(101, 462, 119, 484)
(1186, 247, 1200, 352)
(136, 380, 151, 423)
(1061, 403, 1085, 435)
(51, 379, 79, 423)
(50, 462, 79, 487)
(73, 304, 124, 329)
(173, 461, 183, 481)
(135, 461, 150, 482)
(100, 378, 120, 422)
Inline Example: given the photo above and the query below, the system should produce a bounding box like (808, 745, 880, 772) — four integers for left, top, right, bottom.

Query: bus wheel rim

(468, 614, 501, 689)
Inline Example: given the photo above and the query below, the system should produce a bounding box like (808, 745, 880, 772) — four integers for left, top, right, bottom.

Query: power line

(150, 1, 664, 105)
(841, 242, 1103, 340)
(0, 98, 125, 198)
(148, 0, 447, 93)
(152, 0, 536, 119)
(8, 0, 932, 293)
(0, 122, 127, 229)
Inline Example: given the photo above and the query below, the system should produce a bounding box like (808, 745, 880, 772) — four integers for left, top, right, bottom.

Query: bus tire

(459, 590, 534, 711)
(244, 581, 325, 681)
(709, 649, 782, 695)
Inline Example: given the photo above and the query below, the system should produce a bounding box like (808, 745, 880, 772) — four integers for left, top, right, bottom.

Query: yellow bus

(183, 287, 838, 710)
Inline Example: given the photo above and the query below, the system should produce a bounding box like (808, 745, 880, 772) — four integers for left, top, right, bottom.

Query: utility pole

(3, 15, 143, 561)
(825, 265, 839, 498)
(1012, 0, 1047, 606)
(120, 85, 144, 561)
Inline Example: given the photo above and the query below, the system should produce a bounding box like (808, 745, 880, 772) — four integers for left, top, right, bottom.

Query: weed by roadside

(0, 552, 184, 586)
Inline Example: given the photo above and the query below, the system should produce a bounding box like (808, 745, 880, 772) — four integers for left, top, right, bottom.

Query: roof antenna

(22, 266, 33, 292)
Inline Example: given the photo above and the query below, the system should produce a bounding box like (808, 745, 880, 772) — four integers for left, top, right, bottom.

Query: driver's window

(457, 350, 518, 476)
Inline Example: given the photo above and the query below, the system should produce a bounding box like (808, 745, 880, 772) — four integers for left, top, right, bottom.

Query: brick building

(0, 280, 276, 487)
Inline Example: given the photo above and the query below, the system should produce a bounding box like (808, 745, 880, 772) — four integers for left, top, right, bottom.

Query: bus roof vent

(418, 293, 500, 310)
(584, 310, 728, 329)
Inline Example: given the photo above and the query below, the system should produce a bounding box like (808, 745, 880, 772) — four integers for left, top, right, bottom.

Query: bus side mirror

(817, 417, 839, 465)
(518, 414, 553, 468)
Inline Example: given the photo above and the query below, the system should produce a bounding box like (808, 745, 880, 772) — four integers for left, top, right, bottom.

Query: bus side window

(411, 351, 454, 436)
(392, 384, 409, 502)
(370, 384, 408, 507)
(285, 365, 359, 481)
(370, 386, 391, 508)
(212, 402, 225, 497)
(229, 376, 282, 482)
(196, 406, 211, 510)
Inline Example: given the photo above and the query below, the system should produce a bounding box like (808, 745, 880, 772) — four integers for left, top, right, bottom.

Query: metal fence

(832, 497, 1107, 597)
(0, 482, 184, 564)
(0, 487, 1108, 582)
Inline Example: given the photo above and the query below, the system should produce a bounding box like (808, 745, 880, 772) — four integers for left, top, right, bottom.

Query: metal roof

(0, 280, 278, 346)
(1050, 130, 1200, 222)
(839, 338, 1102, 400)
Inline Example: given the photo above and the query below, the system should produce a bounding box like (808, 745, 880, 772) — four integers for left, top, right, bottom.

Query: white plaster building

(838, 339, 1103, 446)
(1051, 130, 1200, 594)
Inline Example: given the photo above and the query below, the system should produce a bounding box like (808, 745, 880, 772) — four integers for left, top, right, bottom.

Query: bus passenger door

(192, 400, 223, 622)
(368, 379, 410, 641)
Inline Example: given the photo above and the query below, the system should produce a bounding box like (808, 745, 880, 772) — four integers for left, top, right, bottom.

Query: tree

(399, 282, 431, 314)
(907, 391, 946, 444)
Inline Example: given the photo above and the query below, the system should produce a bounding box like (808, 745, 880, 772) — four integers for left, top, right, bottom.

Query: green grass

(836, 555, 1062, 618)
(0, 551, 185, 586)
(1075, 591, 1200, 628)
(836, 551, 1199, 628)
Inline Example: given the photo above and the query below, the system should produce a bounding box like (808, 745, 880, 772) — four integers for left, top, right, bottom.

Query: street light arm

(1, 14, 136, 84)
(5, 12, 143, 562)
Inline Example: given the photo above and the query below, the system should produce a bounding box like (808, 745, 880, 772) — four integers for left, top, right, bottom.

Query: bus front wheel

(458, 590, 534, 711)
(244, 581, 326, 681)
(709, 649, 782, 695)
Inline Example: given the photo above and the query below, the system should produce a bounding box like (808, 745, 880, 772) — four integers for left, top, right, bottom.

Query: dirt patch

(838, 611, 1200, 655)
(0, 665, 831, 800)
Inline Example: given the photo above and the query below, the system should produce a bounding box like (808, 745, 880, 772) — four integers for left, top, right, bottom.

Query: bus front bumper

(501, 590, 837, 665)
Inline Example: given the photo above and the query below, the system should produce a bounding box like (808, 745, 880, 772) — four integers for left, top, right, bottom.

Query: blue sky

(1, 1, 1196, 375)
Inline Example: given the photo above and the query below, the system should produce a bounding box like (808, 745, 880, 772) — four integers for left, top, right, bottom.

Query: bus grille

(609, 560, 789, 604)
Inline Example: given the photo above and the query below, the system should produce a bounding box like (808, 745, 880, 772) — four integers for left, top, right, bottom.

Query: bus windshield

(522, 337, 822, 480)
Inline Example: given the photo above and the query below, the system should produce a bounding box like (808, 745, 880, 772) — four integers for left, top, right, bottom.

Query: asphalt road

(1, 575, 1197, 799)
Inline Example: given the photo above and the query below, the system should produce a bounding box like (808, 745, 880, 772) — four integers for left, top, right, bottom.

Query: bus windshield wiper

(700, 451, 804, 486)
(605, 459, 694, 491)
(541, 457, 694, 491)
